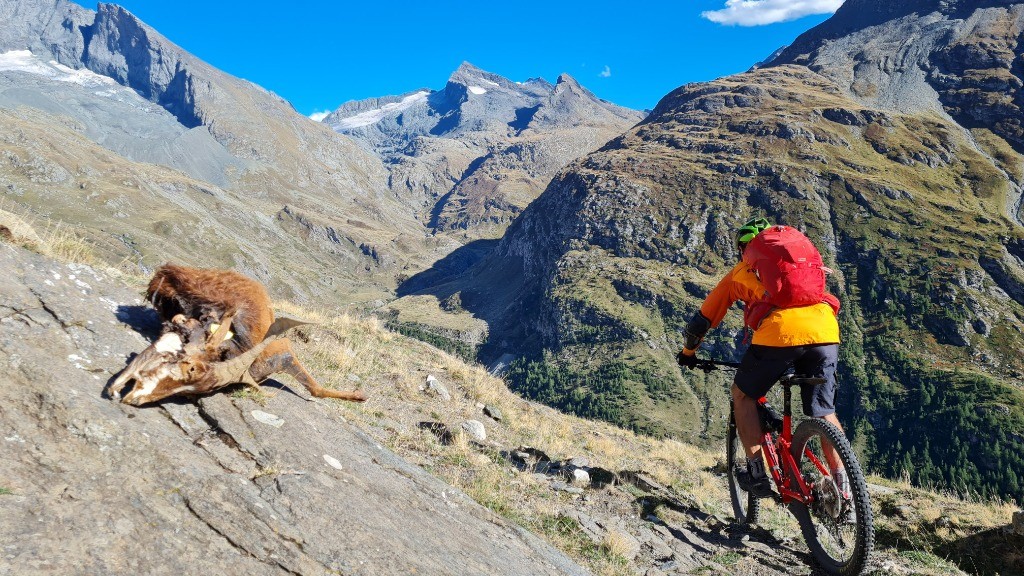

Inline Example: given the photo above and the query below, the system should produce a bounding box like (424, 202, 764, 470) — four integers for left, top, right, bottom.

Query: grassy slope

(282, 302, 1021, 576)
(0, 105, 443, 305)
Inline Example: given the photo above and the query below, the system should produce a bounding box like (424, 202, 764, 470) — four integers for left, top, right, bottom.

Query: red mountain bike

(698, 360, 874, 575)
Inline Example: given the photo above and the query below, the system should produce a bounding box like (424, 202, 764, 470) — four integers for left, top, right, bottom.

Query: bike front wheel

(726, 408, 760, 525)
(789, 418, 874, 575)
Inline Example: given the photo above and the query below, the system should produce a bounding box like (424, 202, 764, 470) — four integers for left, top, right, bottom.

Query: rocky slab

(0, 243, 586, 576)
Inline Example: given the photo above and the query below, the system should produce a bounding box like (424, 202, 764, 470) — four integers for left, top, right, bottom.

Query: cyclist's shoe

(832, 468, 851, 499)
(736, 459, 774, 498)
(831, 469, 856, 524)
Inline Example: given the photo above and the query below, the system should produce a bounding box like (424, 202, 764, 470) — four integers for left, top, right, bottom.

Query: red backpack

(741, 225, 840, 329)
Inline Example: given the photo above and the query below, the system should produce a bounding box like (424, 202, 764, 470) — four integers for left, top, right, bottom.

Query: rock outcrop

(769, 0, 1024, 223)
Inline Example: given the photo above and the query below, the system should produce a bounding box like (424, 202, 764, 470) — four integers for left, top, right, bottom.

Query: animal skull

(110, 312, 272, 406)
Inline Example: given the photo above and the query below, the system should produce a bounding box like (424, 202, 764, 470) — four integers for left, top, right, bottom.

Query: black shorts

(734, 343, 839, 418)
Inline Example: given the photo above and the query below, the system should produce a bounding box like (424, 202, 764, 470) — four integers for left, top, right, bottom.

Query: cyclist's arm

(699, 262, 753, 329)
(684, 263, 744, 352)
(683, 262, 767, 357)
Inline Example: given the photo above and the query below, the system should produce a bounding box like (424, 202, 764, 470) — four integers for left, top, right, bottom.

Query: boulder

(461, 420, 486, 442)
(422, 375, 451, 401)
(483, 404, 503, 422)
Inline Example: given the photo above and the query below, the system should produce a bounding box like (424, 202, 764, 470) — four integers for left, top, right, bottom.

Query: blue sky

(69, 1, 841, 116)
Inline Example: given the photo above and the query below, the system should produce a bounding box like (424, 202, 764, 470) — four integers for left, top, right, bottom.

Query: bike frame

(699, 359, 833, 505)
(757, 383, 830, 505)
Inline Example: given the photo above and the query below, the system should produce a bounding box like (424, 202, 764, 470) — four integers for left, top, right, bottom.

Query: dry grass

(38, 221, 98, 266)
(0, 208, 41, 246)
(1, 203, 150, 289)
(266, 304, 1021, 575)
(601, 529, 635, 558)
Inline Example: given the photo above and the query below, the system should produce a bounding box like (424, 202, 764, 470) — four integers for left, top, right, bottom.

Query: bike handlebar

(685, 359, 828, 388)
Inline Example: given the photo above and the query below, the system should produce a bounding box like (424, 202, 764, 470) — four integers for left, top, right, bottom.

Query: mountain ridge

(323, 61, 645, 237)
(0, 0, 445, 305)
(406, 1, 1024, 503)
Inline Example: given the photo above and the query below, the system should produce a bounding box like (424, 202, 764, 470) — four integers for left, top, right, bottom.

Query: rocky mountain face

(770, 0, 1024, 222)
(0, 1, 641, 308)
(411, 2, 1024, 501)
(0, 0, 443, 304)
(323, 62, 644, 237)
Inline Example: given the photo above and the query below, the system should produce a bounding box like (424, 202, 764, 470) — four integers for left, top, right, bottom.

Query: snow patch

(0, 50, 53, 76)
(0, 50, 119, 88)
(468, 85, 487, 95)
(331, 91, 430, 130)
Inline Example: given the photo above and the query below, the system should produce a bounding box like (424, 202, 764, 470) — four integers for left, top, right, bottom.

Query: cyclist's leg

(731, 384, 761, 459)
(734, 345, 800, 496)
(734, 345, 799, 456)
(796, 343, 844, 471)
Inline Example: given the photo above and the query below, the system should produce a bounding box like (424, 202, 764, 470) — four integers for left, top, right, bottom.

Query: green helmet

(736, 217, 771, 247)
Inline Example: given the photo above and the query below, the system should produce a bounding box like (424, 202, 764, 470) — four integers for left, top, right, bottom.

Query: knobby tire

(788, 418, 874, 575)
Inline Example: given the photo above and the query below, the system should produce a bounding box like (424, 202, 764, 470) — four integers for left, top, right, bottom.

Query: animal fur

(147, 264, 271, 357)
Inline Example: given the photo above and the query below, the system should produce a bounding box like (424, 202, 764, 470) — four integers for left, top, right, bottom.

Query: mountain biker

(678, 217, 848, 498)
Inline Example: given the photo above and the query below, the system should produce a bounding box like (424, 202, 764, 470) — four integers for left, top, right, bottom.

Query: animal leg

(250, 339, 366, 402)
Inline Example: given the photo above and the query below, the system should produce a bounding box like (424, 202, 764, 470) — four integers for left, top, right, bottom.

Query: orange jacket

(699, 261, 840, 347)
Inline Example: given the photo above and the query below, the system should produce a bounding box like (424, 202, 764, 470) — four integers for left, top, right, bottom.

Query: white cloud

(309, 110, 331, 122)
(701, 0, 843, 26)
(599, 65, 611, 78)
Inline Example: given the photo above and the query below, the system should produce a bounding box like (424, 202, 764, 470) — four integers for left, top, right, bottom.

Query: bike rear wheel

(789, 418, 873, 575)
(726, 408, 760, 525)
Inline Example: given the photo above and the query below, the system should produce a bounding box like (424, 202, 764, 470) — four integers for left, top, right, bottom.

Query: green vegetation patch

(384, 319, 478, 362)
(710, 551, 743, 566)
